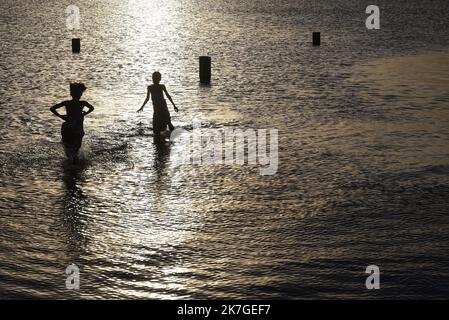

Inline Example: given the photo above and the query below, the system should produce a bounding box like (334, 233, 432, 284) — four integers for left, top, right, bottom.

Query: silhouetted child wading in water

(137, 72, 178, 138)
(50, 83, 94, 163)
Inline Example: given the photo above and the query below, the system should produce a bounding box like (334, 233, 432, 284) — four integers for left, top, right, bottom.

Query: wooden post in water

(199, 56, 211, 84)
(72, 38, 81, 53)
(313, 32, 320, 46)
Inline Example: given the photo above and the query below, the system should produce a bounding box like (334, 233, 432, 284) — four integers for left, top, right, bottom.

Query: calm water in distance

(1, 0, 449, 299)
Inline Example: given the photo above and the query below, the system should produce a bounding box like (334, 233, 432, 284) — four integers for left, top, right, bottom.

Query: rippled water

(1, 0, 449, 299)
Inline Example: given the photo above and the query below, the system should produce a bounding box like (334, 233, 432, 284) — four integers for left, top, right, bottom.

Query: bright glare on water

(1, 0, 449, 299)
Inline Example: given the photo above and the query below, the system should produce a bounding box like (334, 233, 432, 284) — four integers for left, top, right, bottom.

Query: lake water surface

(1, 0, 449, 299)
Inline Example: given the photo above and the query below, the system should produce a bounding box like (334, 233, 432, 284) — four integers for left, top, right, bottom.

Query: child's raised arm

(137, 86, 151, 112)
(162, 85, 178, 112)
(50, 102, 67, 121)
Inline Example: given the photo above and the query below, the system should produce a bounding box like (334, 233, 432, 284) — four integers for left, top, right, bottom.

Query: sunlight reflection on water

(1, 0, 449, 299)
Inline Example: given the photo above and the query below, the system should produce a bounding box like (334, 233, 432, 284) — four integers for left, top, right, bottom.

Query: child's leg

(167, 116, 175, 131)
(152, 123, 163, 135)
(64, 145, 78, 164)
(153, 115, 164, 134)
(62, 123, 83, 164)
(72, 150, 80, 164)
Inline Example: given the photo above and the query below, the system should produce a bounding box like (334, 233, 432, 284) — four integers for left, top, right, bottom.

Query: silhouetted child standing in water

(137, 71, 178, 138)
(50, 83, 94, 163)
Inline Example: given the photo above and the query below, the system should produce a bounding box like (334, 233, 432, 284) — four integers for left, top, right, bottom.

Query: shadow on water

(61, 160, 89, 257)
(152, 136, 172, 215)
(153, 136, 171, 179)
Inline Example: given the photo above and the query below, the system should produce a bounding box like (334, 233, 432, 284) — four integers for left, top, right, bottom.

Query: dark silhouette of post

(199, 56, 211, 84)
(72, 38, 81, 53)
(313, 32, 320, 46)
